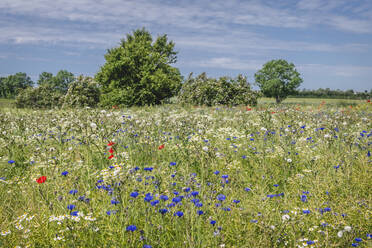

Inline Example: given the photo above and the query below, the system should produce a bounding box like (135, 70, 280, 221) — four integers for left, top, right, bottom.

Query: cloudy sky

(1, 0, 371, 91)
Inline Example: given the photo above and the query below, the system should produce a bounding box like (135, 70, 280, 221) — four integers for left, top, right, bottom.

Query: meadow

(0, 99, 371, 247)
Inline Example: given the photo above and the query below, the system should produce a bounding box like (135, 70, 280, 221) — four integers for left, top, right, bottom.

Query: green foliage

(255, 59, 303, 103)
(61, 75, 100, 108)
(0, 72, 33, 98)
(178, 72, 259, 106)
(15, 84, 64, 109)
(95, 28, 182, 107)
(37, 70, 75, 94)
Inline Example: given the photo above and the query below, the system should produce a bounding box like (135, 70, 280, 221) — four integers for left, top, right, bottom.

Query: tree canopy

(255, 59, 303, 103)
(37, 70, 75, 93)
(0, 72, 33, 98)
(95, 28, 182, 107)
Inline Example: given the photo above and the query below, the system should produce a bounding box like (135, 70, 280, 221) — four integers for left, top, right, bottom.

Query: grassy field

(0, 98, 14, 108)
(258, 97, 365, 105)
(0, 100, 371, 247)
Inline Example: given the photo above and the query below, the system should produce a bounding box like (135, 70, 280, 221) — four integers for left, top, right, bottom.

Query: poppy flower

(36, 176, 47, 184)
(246, 107, 252, 111)
(108, 155, 114, 159)
(107, 141, 115, 146)
(108, 147, 114, 154)
(158, 144, 165, 150)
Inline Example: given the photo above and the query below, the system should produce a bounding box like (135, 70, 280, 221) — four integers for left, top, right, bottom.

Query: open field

(258, 97, 366, 105)
(0, 101, 371, 247)
(0, 98, 14, 108)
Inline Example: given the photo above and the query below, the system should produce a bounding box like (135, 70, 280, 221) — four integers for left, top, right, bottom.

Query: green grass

(258, 97, 365, 105)
(0, 102, 371, 247)
(0, 98, 15, 108)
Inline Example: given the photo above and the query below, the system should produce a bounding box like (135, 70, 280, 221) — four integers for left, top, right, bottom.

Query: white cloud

(298, 64, 372, 77)
(190, 57, 263, 71)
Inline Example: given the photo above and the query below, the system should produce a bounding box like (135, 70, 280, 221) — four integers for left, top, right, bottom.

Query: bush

(61, 75, 100, 108)
(95, 28, 182, 107)
(178, 73, 259, 106)
(15, 85, 63, 109)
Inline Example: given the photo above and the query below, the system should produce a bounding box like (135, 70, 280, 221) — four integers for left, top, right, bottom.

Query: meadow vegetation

(0, 100, 371, 247)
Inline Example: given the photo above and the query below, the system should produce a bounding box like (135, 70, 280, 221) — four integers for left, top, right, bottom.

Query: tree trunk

(275, 96, 281, 103)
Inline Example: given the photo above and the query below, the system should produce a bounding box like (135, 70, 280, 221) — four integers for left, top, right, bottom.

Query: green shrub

(15, 84, 63, 109)
(61, 75, 100, 108)
(178, 73, 259, 106)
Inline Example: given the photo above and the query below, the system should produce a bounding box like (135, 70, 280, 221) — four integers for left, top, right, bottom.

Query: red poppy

(367, 99, 371, 103)
(246, 107, 252, 111)
(109, 147, 114, 154)
(107, 141, 115, 146)
(271, 111, 276, 114)
(158, 144, 165, 150)
(36, 176, 47, 184)
(108, 155, 114, 159)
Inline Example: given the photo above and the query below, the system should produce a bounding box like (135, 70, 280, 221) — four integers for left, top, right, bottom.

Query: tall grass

(0, 101, 371, 247)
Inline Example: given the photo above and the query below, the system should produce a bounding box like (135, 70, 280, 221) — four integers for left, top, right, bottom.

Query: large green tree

(255, 59, 303, 103)
(95, 28, 182, 107)
(0, 72, 33, 98)
(37, 70, 74, 94)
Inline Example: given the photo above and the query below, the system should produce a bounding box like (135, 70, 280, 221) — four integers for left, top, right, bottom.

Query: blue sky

(0, 0, 371, 91)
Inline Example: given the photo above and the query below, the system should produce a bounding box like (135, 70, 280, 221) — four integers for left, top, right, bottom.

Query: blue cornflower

(191, 191, 199, 197)
(351, 243, 359, 247)
(144, 167, 153, 171)
(159, 209, 168, 215)
(151, 200, 159, 206)
(273, 184, 279, 187)
(302, 210, 311, 214)
(106, 210, 117, 215)
(368, 151, 371, 157)
(197, 210, 204, 215)
(301, 195, 307, 202)
(221, 175, 228, 179)
(250, 219, 258, 223)
(144, 193, 153, 202)
(69, 189, 78, 195)
(173, 191, 179, 195)
(214, 170, 220, 175)
(61, 171, 68, 176)
(97, 179, 103, 183)
(8, 160, 15, 164)
(233, 200, 240, 204)
(70, 211, 79, 216)
(170, 162, 177, 166)
(195, 202, 203, 207)
(245, 187, 251, 192)
(222, 207, 231, 211)
(210, 220, 216, 225)
(174, 211, 183, 217)
(67, 204, 75, 210)
(160, 195, 169, 201)
(191, 198, 200, 204)
(167, 202, 176, 208)
(143, 245, 152, 248)
(111, 200, 120, 205)
(130, 191, 139, 198)
(307, 241, 315, 245)
(183, 187, 190, 192)
(217, 194, 226, 201)
(355, 238, 362, 242)
(242, 155, 247, 159)
(323, 207, 331, 212)
(126, 225, 137, 232)
(172, 196, 182, 203)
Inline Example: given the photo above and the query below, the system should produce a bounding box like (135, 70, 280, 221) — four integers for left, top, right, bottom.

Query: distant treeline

(290, 88, 371, 99)
(1, 72, 371, 101)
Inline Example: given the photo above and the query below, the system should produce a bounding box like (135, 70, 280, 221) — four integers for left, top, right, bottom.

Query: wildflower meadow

(0, 101, 371, 247)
